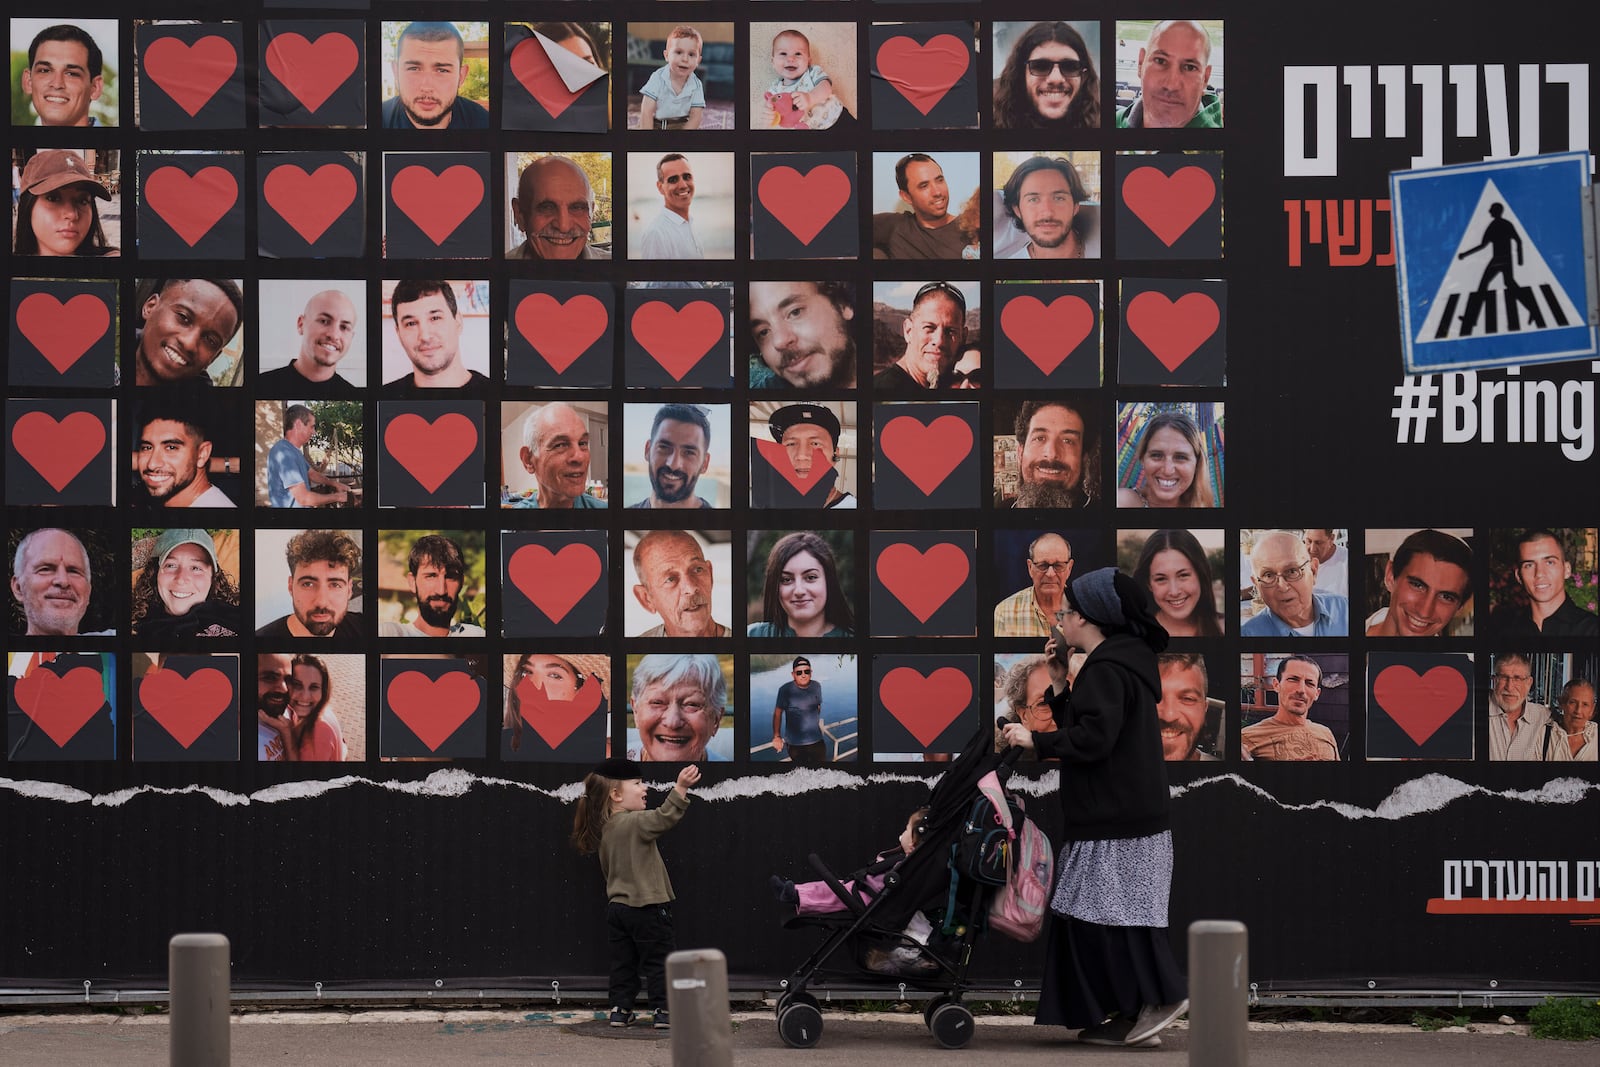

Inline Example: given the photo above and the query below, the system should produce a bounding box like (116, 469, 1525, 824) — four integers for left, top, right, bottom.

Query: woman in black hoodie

(1001, 567, 1188, 1048)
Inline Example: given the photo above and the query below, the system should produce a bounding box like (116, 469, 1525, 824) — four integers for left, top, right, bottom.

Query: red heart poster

(756, 166, 852, 245)
(1000, 295, 1095, 375)
(875, 543, 970, 622)
(139, 668, 233, 749)
(752, 437, 835, 499)
(264, 32, 360, 114)
(1372, 665, 1469, 747)
(390, 165, 484, 246)
(507, 544, 603, 624)
(509, 36, 586, 118)
(629, 300, 724, 381)
(382, 412, 479, 494)
(1122, 166, 1216, 247)
(16, 294, 111, 375)
(515, 293, 608, 373)
(142, 35, 238, 117)
(262, 163, 358, 245)
(1125, 292, 1221, 371)
(387, 671, 481, 752)
(880, 667, 972, 747)
(880, 415, 973, 495)
(875, 35, 970, 115)
(12, 410, 107, 491)
(516, 675, 604, 750)
(14, 667, 106, 749)
(144, 165, 239, 246)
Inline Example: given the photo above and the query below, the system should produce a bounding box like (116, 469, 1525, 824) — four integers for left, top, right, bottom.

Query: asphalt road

(2, 1009, 1596, 1066)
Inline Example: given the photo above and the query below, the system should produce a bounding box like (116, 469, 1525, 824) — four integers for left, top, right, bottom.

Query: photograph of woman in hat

(12, 148, 118, 256)
(129, 528, 241, 638)
(501, 652, 611, 760)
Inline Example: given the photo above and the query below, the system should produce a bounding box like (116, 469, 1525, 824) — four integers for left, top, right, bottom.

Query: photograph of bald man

(510, 154, 611, 260)
(258, 288, 361, 392)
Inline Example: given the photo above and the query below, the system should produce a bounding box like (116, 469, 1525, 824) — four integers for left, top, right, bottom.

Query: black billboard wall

(3, 0, 1597, 993)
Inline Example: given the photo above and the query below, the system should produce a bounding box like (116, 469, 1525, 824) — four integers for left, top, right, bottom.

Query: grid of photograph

(8, 14, 1597, 770)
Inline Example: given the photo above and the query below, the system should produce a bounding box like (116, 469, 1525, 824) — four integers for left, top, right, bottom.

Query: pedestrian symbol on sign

(1391, 151, 1595, 373)
(1417, 181, 1581, 343)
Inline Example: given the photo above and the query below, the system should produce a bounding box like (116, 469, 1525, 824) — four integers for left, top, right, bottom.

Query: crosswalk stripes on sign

(1416, 178, 1582, 342)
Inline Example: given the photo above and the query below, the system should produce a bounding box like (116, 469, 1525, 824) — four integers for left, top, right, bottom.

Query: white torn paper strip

(3, 770, 1595, 818)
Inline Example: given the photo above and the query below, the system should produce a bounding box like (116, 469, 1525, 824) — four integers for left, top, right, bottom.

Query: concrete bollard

(169, 933, 230, 1067)
(1188, 920, 1247, 1067)
(665, 947, 732, 1067)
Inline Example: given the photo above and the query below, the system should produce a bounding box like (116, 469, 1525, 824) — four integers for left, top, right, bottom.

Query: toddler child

(639, 26, 705, 130)
(572, 756, 702, 1028)
(770, 805, 938, 974)
(761, 29, 852, 130)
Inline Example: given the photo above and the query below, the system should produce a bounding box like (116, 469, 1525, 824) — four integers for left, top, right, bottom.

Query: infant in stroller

(771, 805, 940, 975)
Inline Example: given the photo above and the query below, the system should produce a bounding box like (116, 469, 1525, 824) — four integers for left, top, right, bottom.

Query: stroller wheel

(928, 1000, 974, 1049)
(776, 990, 818, 1017)
(922, 995, 947, 1027)
(778, 1001, 824, 1048)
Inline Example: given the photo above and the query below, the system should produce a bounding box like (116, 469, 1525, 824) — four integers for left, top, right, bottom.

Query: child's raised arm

(674, 764, 702, 796)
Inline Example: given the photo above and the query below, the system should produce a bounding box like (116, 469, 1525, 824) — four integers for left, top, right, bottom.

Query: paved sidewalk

(2, 1009, 1596, 1066)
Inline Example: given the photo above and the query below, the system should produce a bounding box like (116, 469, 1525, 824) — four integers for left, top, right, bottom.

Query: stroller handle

(997, 742, 1023, 778)
(808, 852, 869, 917)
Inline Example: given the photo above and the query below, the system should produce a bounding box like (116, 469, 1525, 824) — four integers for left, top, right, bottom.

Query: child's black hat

(594, 756, 643, 780)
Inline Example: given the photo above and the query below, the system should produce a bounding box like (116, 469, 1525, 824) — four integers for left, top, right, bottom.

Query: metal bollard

(1188, 920, 1247, 1067)
(665, 947, 732, 1067)
(169, 933, 230, 1067)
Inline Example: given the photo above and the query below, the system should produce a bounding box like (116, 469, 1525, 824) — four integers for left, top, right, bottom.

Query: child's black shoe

(652, 1010, 670, 1030)
(769, 874, 798, 904)
(608, 1007, 635, 1028)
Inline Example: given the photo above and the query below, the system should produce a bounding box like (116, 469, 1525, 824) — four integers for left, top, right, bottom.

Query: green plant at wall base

(1528, 997, 1600, 1041)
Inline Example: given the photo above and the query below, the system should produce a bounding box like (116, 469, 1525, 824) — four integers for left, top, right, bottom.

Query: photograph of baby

(749, 23, 856, 131)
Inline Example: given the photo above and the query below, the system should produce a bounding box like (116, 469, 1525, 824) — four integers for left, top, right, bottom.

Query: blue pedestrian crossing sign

(1392, 151, 1595, 373)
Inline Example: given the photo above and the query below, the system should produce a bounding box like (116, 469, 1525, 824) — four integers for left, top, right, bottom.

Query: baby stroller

(774, 721, 1033, 1049)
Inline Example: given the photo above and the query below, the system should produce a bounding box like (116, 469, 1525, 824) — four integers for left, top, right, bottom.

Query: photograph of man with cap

(771, 655, 828, 766)
(758, 402, 856, 509)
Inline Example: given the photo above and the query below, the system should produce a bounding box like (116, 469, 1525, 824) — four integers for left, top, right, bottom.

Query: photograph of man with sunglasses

(993, 21, 1102, 130)
(871, 280, 978, 390)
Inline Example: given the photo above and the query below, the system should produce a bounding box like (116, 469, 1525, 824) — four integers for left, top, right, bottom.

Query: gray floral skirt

(1049, 831, 1172, 927)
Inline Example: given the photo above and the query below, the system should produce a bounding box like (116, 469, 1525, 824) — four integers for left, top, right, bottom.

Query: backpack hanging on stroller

(960, 769, 1054, 942)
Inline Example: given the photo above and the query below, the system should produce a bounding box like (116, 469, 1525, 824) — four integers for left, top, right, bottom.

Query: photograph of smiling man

(993, 21, 1100, 130)
(1363, 529, 1474, 638)
(132, 278, 245, 388)
(257, 281, 367, 392)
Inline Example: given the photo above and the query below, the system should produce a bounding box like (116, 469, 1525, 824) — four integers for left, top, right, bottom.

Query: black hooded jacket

(1031, 632, 1171, 841)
